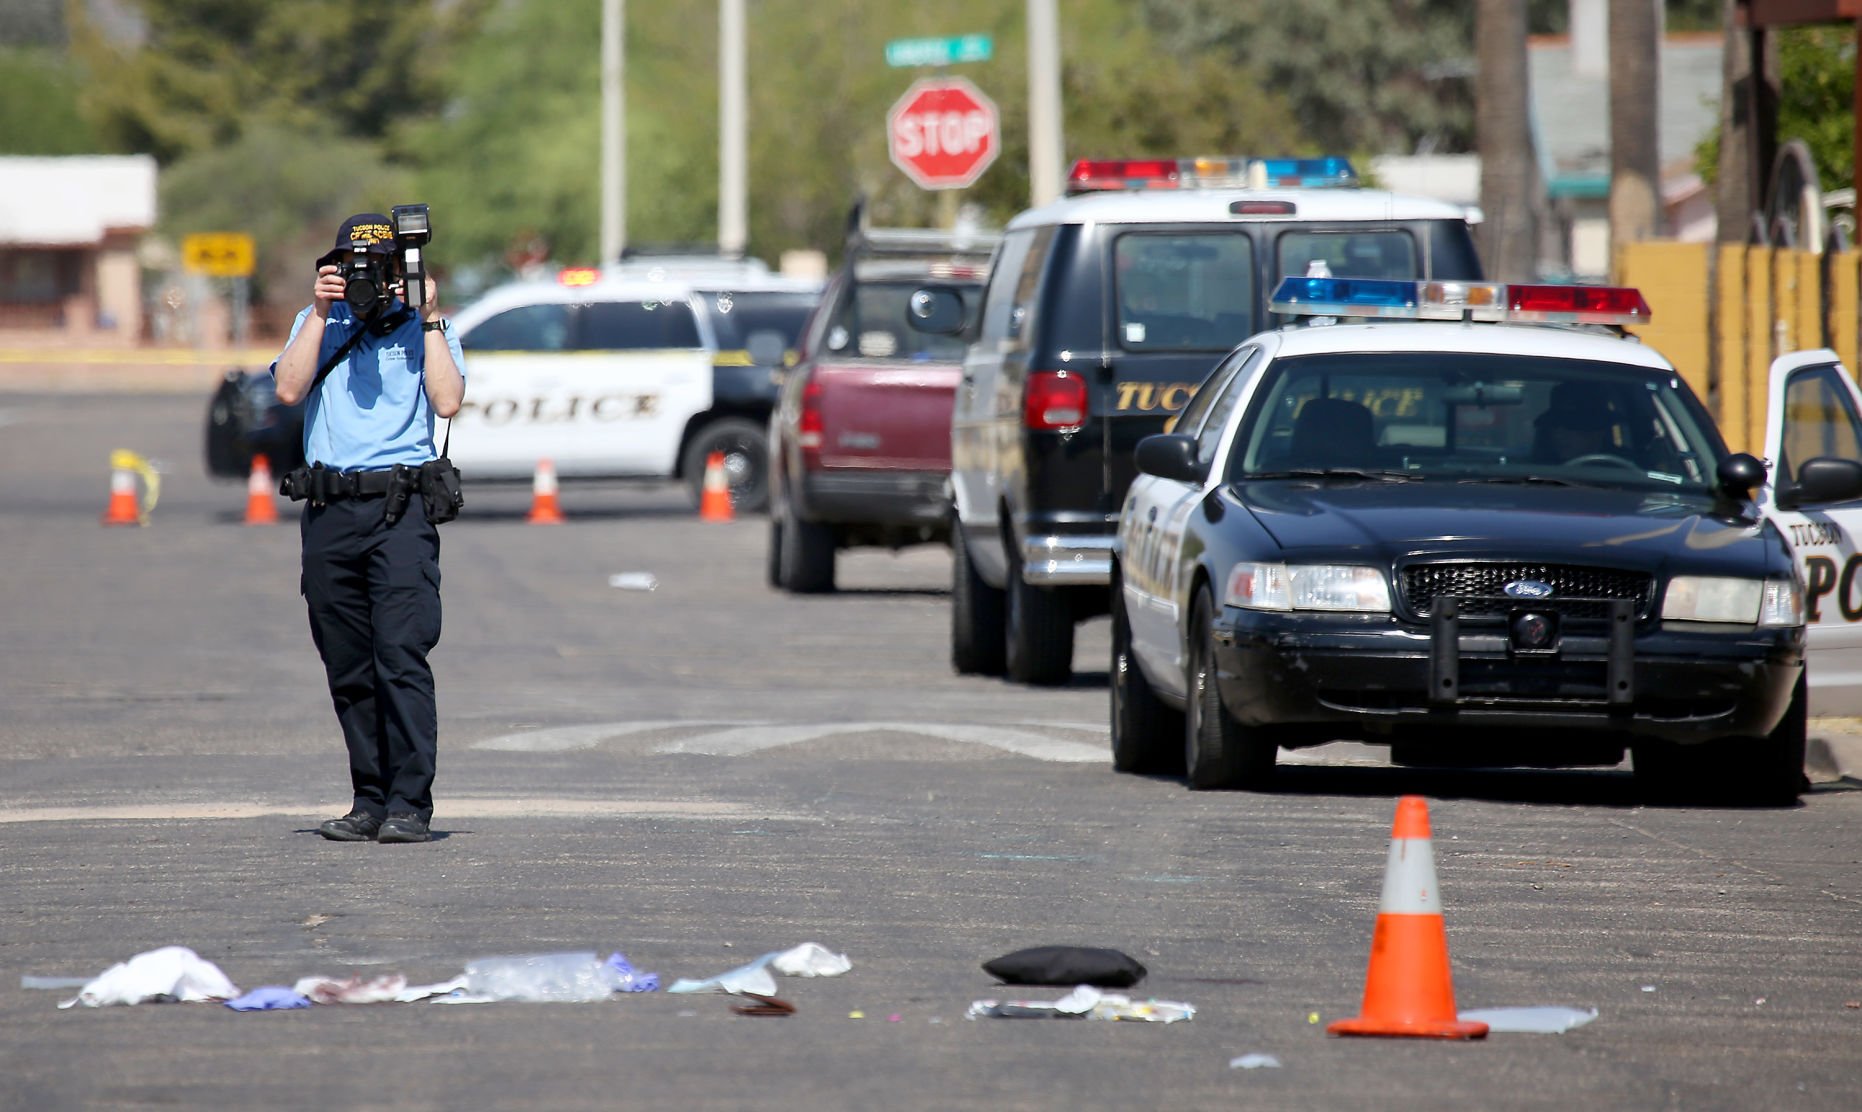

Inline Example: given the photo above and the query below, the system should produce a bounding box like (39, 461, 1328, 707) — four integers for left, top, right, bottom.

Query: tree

(0, 49, 103, 154)
(1476, 1, 1537, 281)
(69, 0, 483, 163)
(1697, 25, 1853, 198)
(1610, 0, 1664, 248)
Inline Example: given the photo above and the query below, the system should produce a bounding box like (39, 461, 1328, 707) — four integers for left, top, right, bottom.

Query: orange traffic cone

(699, 451, 733, 522)
(527, 458, 565, 524)
(1328, 796, 1488, 1040)
(101, 458, 142, 526)
(244, 454, 279, 525)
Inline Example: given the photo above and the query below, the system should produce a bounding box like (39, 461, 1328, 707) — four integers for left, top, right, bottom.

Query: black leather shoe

(319, 811, 382, 842)
(377, 813, 431, 843)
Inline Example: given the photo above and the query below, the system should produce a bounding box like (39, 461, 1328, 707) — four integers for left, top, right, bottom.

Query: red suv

(767, 219, 997, 592)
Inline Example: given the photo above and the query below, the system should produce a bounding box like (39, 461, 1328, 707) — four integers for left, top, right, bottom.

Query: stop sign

(887, 77, 999, 190)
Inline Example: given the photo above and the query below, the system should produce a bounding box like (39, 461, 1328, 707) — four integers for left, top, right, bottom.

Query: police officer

(273, 213, 466, 844)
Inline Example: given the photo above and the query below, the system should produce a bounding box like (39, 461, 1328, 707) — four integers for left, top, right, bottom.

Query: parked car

(1110, 276, 1862, 804)
(767, 218, 998, 592)
(907, 156, 1486, 684)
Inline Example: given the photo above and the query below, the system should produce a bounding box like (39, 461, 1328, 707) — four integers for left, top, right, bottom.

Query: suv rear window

(579, 300, 702, 350)
(1276, 230, 1416, 281)
(1113, 232, 1256, 352)
(832, 281, 979, 361)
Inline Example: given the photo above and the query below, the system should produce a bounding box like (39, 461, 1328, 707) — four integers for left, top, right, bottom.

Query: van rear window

(1113, 233, 1256, 352)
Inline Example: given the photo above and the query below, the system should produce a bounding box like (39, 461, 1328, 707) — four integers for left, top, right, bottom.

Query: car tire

(766, 514, 785, 589)
(1110, 573, 1184, 775)
(1006, 547, 1074, 686)
(683, 417, 770, 515)
(1185, 591, 1274, 790)
(780, 509, 836, 594)
(951, 525, 1006, 676)
(1636, 676, 1807, 806)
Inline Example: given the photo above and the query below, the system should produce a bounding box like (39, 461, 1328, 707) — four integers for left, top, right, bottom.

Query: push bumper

(1211, 606, 1804, 746)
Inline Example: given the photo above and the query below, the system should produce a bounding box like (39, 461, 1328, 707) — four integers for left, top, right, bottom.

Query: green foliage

(71, 0, 482, 163)
(1696, 26, 1855, 193)
(1143, 0, 1475, 155)
(158, 121, 414, 314)
(0, 48, 102, 154)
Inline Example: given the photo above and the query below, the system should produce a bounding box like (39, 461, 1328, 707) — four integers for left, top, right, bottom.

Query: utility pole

(1609, 0, 1664, 261)
(719, 0, 747, 258)
(1026, 0, 1064, 207)
(601, 0, 626, 263)
(1475, 0, 1535, 281)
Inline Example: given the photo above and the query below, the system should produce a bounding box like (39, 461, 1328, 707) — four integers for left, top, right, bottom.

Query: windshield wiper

(1454, 474, 1594, 487)
(1243, 468, 1418, 483)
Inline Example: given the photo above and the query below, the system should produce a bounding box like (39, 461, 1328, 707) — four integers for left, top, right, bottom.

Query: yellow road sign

(182, 232, 256, 278)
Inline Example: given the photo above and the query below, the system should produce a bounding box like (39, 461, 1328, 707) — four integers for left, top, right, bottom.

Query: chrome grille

(1399, 562, 1654, 621)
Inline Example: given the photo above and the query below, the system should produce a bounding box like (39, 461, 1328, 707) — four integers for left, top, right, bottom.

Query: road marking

(471, 720, 1109, 762)
(0, 798, 806, 824)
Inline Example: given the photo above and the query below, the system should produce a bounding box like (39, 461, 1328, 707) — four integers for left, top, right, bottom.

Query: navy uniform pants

(301, 492, 442, 822)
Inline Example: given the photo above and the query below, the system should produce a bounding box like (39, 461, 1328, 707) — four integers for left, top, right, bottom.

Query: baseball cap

(317, 213, 397, 268)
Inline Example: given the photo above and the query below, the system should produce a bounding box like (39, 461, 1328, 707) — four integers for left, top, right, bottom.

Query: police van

(908, 156, 1485, 684)
(443, 266, 819, 512)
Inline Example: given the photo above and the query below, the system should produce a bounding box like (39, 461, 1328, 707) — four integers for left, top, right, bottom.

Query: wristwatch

(422, 318, 449, 334)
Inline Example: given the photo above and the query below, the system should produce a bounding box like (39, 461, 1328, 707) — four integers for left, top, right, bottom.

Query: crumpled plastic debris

(20, 976, 91, 991)
(1229, 1054, 1282, 1070)
(1458, 1006, 1598, 1033)
(667, 942, 851, 995)
(226, 986, 312, 1011)
(965, 984, 1195, 1023)
(604, 952, 660, 992)
(293, 974, 409, 1005)
(59, 946, 239, 1009)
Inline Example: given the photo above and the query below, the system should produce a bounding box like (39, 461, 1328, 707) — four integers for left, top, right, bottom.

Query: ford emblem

(1504, 580, 1555, 600)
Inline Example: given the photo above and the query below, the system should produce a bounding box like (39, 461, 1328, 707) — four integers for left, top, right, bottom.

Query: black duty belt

(280, 463, 405, 505)
(323, 469, 397, 499)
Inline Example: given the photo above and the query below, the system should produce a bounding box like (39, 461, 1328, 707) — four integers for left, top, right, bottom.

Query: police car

(1110, 277, 1862, 804)
(443, 266, 819, 511)
(907, 156, 1485, 685)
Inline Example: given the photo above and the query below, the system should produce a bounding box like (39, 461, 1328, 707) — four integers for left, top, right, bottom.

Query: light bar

(558, 266, 601, 287)
(1269, 277, 1651, 327)
(1066, 156, 1358, 195)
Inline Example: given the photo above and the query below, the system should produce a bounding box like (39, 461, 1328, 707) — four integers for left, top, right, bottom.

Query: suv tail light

(798, 376, 825, 450)
(1024, 370, 1087, 432)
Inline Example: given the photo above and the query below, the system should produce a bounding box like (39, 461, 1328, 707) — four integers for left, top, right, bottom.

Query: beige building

(0, 155, 157, 343)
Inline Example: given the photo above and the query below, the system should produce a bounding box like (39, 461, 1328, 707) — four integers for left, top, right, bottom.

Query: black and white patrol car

(1110, 277, 1862, 804)
(907, 157, 1485, 685)
(443, 267, 819, 512)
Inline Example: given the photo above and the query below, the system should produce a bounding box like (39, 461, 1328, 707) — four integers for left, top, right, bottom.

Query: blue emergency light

(1066, 156, 1360, 194)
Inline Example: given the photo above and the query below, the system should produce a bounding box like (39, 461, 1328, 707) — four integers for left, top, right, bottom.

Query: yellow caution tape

(110, 449, 161, 524)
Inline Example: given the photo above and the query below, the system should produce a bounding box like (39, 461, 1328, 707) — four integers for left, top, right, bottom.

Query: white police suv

(442, 266, 819, 512)
(1111, 276, 1862, 803)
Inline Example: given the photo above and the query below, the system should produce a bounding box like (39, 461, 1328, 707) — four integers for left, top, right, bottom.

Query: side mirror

(906, 285, 967, 335)
(745, 329, 788, 367)
(1779, 455, 1862, 509)
(1716, 453, 1766, 497)
(1134, 433, 1208, 484)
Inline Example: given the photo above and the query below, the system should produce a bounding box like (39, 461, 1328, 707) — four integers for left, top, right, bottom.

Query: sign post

(886, 77, 1000, 192)
(181, 233, 256, 346)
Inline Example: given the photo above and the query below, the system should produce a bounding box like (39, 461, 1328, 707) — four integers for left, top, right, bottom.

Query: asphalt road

(3, 392, 1860, 1111)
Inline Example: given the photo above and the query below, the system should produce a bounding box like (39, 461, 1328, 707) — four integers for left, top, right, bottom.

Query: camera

(333, 204, 433, 320)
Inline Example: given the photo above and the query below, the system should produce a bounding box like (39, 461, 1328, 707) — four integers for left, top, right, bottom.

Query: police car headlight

(1225, 563, 1389, 612)
(1662, 576, 1799, 625)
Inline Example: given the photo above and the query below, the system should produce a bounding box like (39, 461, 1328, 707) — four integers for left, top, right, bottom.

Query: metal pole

(720, 0, 747, 257)
(1026, 0, 1064, 207)
(601, 0, 626, 263)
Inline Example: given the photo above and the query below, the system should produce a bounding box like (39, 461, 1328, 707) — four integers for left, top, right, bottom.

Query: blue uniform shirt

(275, 301, 468, 472)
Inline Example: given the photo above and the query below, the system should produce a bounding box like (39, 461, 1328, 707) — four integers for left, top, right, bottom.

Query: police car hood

(1238, 481, 1772, 575)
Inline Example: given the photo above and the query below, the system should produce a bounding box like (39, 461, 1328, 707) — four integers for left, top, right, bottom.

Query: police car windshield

(1230, 352, 1721, 492)
(701, 290, 819, 349)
